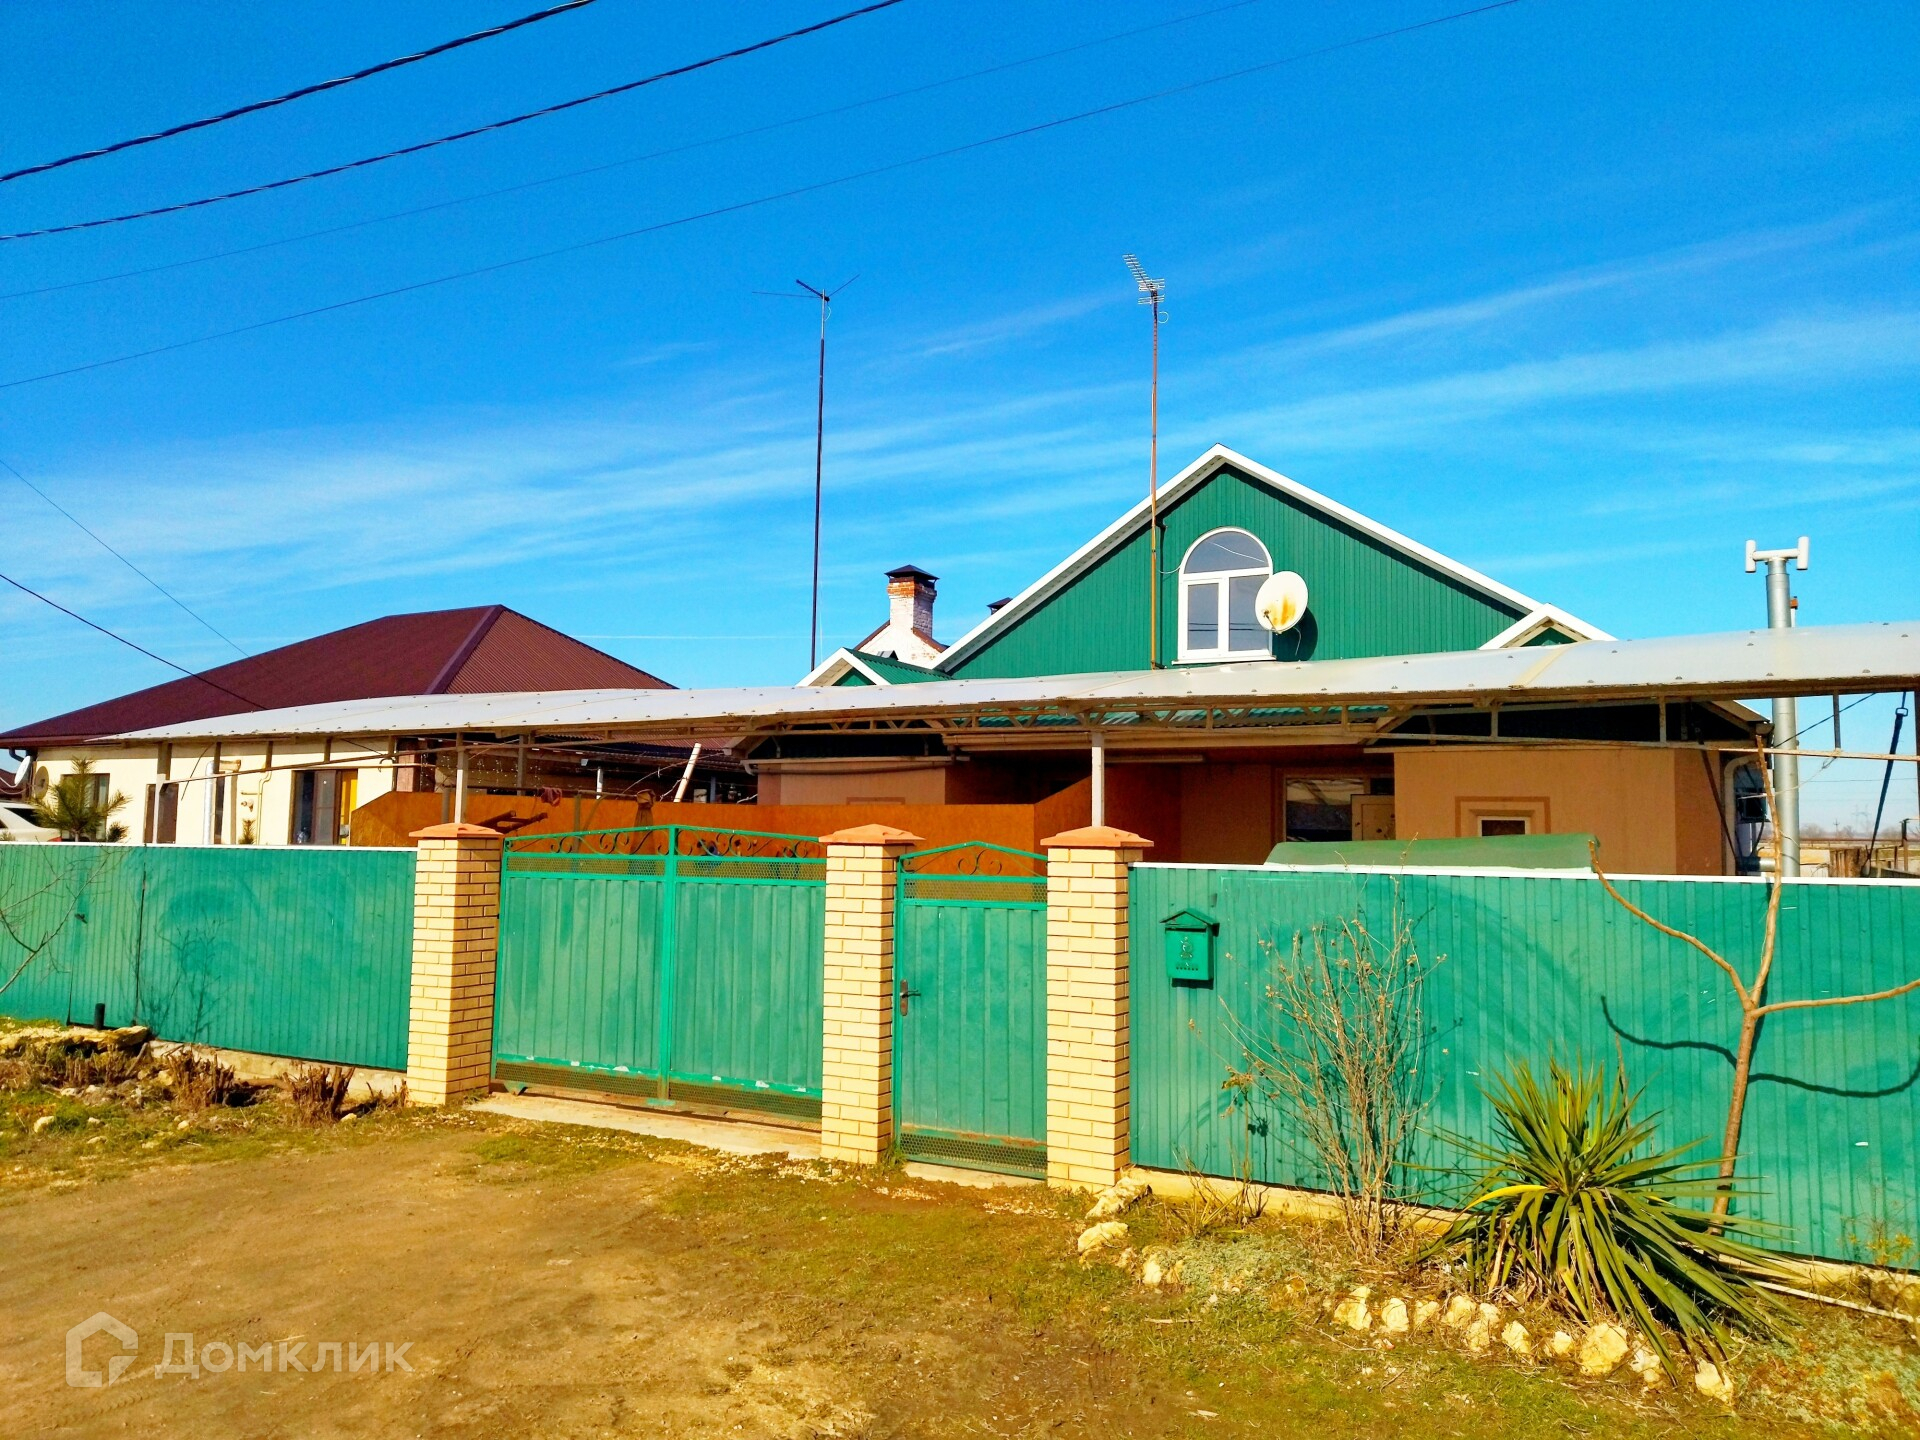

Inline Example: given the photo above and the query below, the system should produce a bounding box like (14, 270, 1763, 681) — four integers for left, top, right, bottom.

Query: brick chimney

(886, 565, 937, 643)
(851, 564, 945, 668)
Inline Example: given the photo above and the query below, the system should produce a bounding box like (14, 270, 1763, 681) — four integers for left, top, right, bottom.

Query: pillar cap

(1042, 825, 1152, 850)
(820, 823, 924, 846)
(410, 822, 503, 840)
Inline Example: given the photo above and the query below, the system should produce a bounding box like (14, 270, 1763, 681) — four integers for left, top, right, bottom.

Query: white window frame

(1176, 527, 1273, 663)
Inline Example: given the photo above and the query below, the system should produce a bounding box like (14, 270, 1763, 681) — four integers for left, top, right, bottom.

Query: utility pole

(1124, 254, 1166, 668)
(1745, 537, 1809, 876)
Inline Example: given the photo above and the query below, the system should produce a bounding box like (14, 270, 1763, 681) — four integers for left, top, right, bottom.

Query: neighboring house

(0, 605, 736, 846)
(790, 445, 1759, 870)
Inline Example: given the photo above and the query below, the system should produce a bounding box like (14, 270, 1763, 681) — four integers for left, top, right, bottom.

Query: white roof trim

(798, 647, 891, 688)
(1480, 604, 1615, 649)
(936, 444, 1607, 670)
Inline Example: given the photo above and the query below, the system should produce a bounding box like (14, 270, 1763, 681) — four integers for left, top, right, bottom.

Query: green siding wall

(1130, 864, 1920, 1264)
(0, 843, 415, 1070)
(946, 466, 1527, 679)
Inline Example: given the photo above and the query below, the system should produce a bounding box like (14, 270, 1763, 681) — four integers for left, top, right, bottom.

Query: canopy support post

(1090, 729, 1106, 828)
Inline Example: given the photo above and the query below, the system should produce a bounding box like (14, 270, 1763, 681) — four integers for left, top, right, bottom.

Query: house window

(1457, 797, 1550, 838)
(1178, 528, 1272, 661)
(292, 768, 358, 846)
(79, 770, 111, 810)
(1284, 777, 1370, 843)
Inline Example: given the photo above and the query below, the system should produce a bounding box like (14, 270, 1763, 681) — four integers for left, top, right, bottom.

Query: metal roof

(2, 605, 670, 748)
(105, 621, 1919, 745)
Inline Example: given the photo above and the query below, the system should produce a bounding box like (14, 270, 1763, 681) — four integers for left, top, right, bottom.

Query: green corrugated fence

(0, 843, 416, 1071)
(492, 827, 826, 1117)
(1131, 863, 1920, 1264)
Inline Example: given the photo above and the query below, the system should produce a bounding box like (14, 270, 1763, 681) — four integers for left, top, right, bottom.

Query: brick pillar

(1041, 824, 1152, 1190)
(406, 822, 504, 1106)
(819, 824, 922, 1164)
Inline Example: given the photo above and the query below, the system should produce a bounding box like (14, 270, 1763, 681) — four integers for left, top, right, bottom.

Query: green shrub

(1425, 1057, 1783, 1374)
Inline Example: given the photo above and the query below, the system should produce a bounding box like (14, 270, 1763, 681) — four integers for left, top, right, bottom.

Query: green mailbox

(1162, 907, 1217, 984)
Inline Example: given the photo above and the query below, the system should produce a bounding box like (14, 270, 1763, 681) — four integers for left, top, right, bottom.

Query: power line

(0, 568, 264, 710)
(1, 0, 911, 242)
(0, 0, 1526, 392)
(0, 453, 247, 656)
(1, 0, 1272, 303)
(0, 0, 600, 186)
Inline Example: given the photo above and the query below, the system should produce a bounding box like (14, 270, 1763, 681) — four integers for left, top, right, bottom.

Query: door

(893, 846, 1048, 1177)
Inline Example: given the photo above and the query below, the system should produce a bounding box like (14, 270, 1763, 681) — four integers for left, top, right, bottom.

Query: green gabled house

(775, 446, 1753, 871)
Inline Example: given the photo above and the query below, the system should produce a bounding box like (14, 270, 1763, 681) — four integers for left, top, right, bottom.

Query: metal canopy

(109, 621, 1920, 746)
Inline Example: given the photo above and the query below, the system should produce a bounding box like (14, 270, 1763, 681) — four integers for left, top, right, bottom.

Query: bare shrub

(58, 1045, 143, 1089)
(1227, 885, 1437, 1260)
(286, 1064, 354, 1125)
(1165, 1156, 1265, 1241)
(164, 1049, 238, 1110)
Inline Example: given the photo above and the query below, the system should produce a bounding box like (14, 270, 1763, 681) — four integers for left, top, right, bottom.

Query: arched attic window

(1178, 528, 1272, 661)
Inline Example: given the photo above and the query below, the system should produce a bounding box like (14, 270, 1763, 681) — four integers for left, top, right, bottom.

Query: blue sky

(2, 0, 1917, 829)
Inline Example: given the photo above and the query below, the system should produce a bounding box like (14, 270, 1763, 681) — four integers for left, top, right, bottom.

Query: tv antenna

(1124, 253, 1167, 667)
(758, 273, 860, 670)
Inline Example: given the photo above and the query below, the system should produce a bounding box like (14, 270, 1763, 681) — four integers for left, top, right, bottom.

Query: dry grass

(161, 1048, 241, 1110)
(285, 1063, 354, 1125)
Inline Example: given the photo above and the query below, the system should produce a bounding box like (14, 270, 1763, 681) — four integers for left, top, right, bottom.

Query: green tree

(32, 759, 130, 842)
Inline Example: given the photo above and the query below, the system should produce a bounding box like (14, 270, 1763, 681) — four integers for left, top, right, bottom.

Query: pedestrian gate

(893, 844, 1048, 1177)
(493, 826, 825, 1119)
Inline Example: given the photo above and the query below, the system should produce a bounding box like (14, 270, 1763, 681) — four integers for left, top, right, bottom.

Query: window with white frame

(1178, 528, 1273, 661)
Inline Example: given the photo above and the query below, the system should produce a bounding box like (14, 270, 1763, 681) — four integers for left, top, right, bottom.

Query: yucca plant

(1425, 1057, 1783, 1376)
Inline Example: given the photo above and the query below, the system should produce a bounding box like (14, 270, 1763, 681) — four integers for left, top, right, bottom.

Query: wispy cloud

(1194, 308, 1920, 452)
(902, 290, 1117, 359)
(8, 208, 1919, 715)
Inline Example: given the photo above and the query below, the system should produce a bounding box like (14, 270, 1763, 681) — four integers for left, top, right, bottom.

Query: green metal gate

(494, 826, 825, 1120)
(893, 844, 1048, 1177)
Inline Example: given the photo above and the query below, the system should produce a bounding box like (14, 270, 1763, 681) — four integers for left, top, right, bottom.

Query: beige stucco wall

(28, 740, 397, 846)
(1392, 745, 1727, 875)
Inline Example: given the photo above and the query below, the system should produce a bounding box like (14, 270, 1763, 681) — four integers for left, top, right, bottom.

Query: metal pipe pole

(1148, 289, 1160, 669)
(672, 742, 703, 803)
(1747, 538, 1808, 876)
(1090, 730, 1106, 828)
(453, 738, 468, 826)
(810, 291, 827, 672)
(1765, 559, 1800, 876)
(1124, 255, 1166, 668)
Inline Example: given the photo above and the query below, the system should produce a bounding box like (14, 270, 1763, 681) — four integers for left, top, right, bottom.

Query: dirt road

(5, 1114, 1883, 1438)
(0, 1126, 1193, 1438)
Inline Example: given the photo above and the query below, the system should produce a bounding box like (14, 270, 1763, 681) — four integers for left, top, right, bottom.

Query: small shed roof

(104, 621, 1919, 745)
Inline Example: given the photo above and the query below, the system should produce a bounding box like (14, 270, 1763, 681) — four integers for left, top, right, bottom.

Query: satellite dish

(1255, 571, 1309, 635)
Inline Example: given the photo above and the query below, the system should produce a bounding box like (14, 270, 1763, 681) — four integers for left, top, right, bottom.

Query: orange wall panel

(349, 790, 652, 847)
(1392, 746, 1726, 875)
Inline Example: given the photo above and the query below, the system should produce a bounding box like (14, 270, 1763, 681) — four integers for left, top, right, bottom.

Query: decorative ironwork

(505, 824, 825, 861)
(898, 843, 1046, 907)
(899, 842, 1045, 879)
